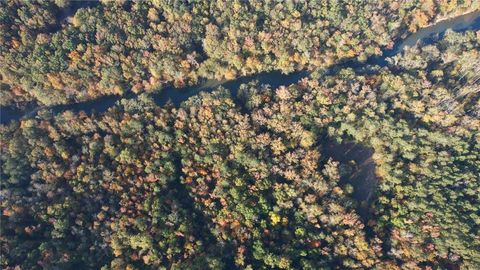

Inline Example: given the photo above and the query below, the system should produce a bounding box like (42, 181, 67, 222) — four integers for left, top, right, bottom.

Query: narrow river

(1, 10, 479, 125)
(1, 10, 479, 223)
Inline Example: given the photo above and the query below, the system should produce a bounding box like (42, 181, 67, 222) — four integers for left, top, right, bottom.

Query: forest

(1, 0, 478, 107)
(1, 1, 480, 270)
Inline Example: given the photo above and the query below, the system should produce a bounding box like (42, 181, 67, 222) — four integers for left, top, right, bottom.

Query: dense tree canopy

(1, 0, 478, 107)
(1, 1, 480, 269)
(2, 27, 480, 269)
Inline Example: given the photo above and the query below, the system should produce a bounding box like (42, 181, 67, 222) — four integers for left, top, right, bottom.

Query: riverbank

(392, 9, 480, 55)
(1, 11, 479, 125)
(429, 7, 479, 26)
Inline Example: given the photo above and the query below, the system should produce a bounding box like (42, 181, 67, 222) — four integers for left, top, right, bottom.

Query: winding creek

(1, 11, 479, 124)
(1, 10, 480, 216)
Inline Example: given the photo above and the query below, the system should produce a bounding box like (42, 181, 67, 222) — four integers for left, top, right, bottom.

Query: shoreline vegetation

(1, 2, 480, 269)
(428, 6, 480, 26)
(1, 10, 480, 125)
(1, 2, 479, 109)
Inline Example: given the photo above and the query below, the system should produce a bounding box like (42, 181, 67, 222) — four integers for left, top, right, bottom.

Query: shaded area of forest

(324, 142, 376, 204)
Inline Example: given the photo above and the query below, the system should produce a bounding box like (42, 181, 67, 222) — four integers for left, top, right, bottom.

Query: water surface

(1, 11, 479, 124)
